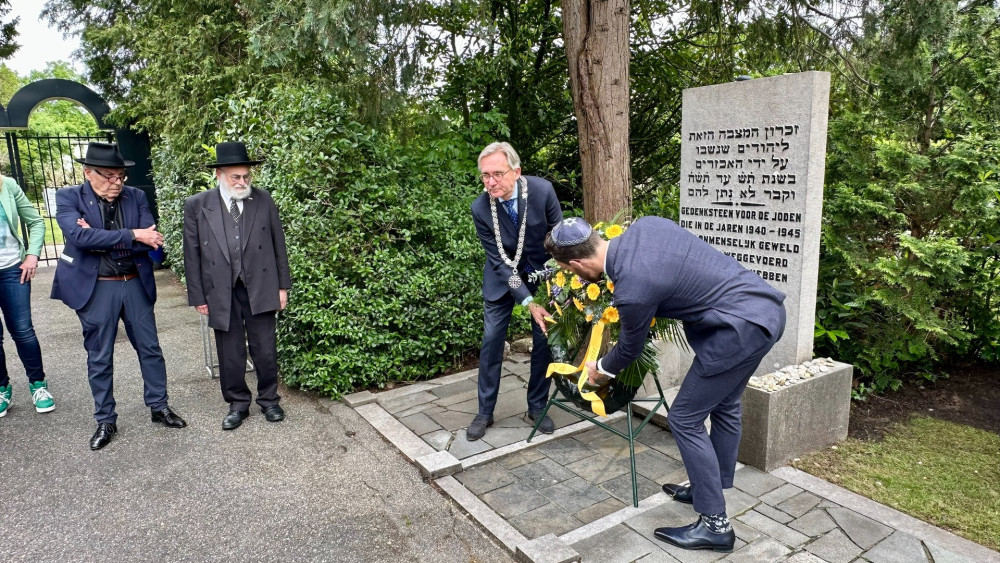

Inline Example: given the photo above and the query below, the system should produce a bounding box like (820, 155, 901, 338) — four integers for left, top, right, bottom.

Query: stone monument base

(738, 360, 853, 471)
(653, 338, 693, 390)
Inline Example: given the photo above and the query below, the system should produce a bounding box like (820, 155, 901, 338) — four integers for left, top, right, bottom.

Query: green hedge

(814, 116, 1000, 395)
(155, 85, 515, 397)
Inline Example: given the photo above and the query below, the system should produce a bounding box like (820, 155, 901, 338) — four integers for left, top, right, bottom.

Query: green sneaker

(0, 384, 10, 417)
(29, 381, 54, 413)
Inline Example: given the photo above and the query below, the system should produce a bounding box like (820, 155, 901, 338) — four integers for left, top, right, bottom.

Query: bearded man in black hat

(52, 141, 187, 451)
(182, 142, 291, 431)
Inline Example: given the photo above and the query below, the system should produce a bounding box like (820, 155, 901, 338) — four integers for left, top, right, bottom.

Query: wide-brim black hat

(75, 142, 135, 168)
(207, 141, 264, 168)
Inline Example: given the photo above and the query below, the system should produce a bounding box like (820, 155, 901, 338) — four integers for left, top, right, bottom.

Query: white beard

(219, 180, 252, 201)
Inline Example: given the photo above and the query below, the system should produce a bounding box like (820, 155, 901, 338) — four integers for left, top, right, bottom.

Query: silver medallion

(508, 274, 522, 289)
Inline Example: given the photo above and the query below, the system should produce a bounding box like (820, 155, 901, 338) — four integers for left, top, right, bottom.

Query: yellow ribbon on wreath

(545, 320, 608, 417)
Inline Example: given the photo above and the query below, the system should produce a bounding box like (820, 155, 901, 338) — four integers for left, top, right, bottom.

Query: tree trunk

(562, 0, 631, 224)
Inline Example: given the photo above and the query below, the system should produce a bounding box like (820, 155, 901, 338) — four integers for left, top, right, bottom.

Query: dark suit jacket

(602, 216, 786, 376)
(471, 175, 562, 303)
(183, 187, 291, 331)
(51, 182, 158, 310)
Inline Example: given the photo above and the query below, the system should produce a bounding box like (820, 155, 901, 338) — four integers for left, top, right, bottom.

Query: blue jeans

(0, 262, 45, 387)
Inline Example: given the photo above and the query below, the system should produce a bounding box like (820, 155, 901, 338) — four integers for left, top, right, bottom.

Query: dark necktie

(502, 199, 518, 224)
(501, 199, 533, 274)
(230, 199, 241, 222)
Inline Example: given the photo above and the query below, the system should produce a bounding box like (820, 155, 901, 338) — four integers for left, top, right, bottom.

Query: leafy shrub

(816, 116, 1000, 396)
(155, 85, 510, 397)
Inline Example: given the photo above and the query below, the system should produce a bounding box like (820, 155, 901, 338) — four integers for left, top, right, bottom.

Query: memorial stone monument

(680, 71, 830, 375)
(678, 71, 852, 470)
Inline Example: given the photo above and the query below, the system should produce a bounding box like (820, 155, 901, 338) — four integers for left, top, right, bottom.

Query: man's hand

(584, 361, 612, 389)
(195, 304, 209, 315)
(528, 302, 550, 334)
(76, 218, 91, 229)
(279, 289, 288, 310)
(19, 255, 38, 284)
(132, 224, 163, 248)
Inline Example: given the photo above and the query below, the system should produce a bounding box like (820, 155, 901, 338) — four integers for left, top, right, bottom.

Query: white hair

(478, 142, 521, 171)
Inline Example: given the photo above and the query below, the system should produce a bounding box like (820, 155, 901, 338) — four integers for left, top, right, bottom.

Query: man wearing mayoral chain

(468, 142, 562, 441)
(545, 216, 786, 553)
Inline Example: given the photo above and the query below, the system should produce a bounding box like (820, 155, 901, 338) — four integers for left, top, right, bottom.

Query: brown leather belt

(97, 273, 139, 281)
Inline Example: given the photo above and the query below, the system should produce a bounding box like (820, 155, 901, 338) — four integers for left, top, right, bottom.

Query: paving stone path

(347, 357, 1000, 563)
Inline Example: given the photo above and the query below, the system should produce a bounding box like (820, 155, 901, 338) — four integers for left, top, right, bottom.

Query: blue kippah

(551, 217, 593, 246)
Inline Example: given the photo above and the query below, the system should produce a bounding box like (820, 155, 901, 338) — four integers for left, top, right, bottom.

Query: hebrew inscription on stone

(680, 122, 807, 284)
(679, 71, 830, 369)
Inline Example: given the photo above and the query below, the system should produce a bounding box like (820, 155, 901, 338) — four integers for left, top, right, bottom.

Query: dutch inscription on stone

(680, 71, 831, 371)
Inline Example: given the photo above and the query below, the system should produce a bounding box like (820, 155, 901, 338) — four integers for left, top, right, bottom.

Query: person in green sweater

(0, 175, 53, 417)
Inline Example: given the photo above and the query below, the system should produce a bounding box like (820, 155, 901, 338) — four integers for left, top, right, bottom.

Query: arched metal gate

(1, 79, 155, 265)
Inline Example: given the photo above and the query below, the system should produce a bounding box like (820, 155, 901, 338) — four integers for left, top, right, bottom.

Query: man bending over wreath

(545, 216, 786, 554)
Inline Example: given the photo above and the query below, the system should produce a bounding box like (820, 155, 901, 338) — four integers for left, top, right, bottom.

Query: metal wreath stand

(526, 343, 671, 508)
(200, 313, 255, 379)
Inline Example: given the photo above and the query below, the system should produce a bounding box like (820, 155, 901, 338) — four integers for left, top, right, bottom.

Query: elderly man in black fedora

(183, 142, 291, 430)
(52, 141, 187, 450)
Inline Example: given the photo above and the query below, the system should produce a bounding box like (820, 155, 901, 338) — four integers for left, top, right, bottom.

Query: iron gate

(4, 131, 115, 266)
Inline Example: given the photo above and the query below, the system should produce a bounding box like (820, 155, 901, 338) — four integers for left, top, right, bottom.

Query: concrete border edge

(515, 534, 581, 563)
(355, 403, 436, 462)
(461, 412, 626, 469)
(436, 475, 528, 552)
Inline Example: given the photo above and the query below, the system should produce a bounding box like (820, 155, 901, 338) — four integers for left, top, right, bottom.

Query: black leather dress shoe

(151, 406, 187, 428)
(662, 483, 694, 504)
(466, 414, 493, 441)
(90, 423, 117, 451)
(222, 410, 249, 430)
(262, 405, 285, 422)
(654, 517, 735, 552)
(528, 411, 555, 434)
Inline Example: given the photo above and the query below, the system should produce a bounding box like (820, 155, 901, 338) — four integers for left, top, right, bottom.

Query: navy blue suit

(52, 182, 170, 423)
(51, 183, 158, 309)
(471, 176, 562, 416)
(601, 217, 786, 514)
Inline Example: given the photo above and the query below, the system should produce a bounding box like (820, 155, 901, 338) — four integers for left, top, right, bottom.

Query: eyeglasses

(93, 169, 127, 183)
(228, 173, 252, 183)
(480, 169, 511, 182)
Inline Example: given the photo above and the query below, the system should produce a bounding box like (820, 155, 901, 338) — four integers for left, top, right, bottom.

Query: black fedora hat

(75, 142, 135, 168)
(207, 141, 264, 168)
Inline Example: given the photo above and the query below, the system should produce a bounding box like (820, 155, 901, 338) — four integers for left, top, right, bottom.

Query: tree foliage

(0, 1, 18, 61)
(810, 0, 1000, 394)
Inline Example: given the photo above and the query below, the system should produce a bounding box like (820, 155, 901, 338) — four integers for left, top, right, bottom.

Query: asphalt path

(0, 267, 513, 563)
